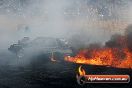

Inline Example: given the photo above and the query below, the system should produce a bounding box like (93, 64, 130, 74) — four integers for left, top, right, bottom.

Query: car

(8, 37, 73, 61)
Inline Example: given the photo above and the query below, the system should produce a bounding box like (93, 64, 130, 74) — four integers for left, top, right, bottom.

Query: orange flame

(65, 48, 132, 69)
(78, 65, 86, 76)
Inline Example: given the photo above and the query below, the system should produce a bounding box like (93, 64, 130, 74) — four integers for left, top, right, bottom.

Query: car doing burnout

(8, 37, 73, 61)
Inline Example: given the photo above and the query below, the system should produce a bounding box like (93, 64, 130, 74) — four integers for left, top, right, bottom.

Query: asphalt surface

(0, 52, 131, 88)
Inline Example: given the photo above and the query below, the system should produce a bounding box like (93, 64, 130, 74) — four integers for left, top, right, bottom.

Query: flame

(78, 65, 86, 76)
(65, 48, 132, 69)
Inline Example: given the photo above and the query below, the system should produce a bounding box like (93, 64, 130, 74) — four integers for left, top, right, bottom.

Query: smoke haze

(0, 0, 132, 65)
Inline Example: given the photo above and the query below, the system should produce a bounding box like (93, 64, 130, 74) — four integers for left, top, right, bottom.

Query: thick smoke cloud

(0, 0, 132, 65)
(125, 25, 132, 52)
(0, 0, 131, 47)
(105, 24, 132, 52)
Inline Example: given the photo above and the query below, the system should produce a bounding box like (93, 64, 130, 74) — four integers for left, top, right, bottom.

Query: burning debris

(65, 48, 132, 69)
(65, 25, 132, 69)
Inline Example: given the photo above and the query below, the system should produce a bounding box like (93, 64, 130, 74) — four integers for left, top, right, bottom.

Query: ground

(0, 52, 131, 88)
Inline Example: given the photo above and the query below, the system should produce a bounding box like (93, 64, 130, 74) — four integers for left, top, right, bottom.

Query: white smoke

(0, 0, 132, 65)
